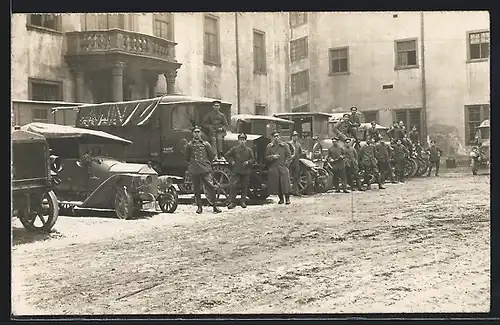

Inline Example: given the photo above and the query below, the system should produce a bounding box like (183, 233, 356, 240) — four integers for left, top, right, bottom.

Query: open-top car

(12, 126, 59, 232)
(20, 122, 176, 219)
(470, 119, 490, 175)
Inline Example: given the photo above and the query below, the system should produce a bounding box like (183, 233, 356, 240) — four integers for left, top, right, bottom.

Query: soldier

(348, 106, 362, 142)
(427, 140, 443, 177)
(265, 130, 292, 204)
(202, 100, 229, 160)
(184, 126, 221, 214)
(332, 113, 351, 141)
(408, 126, 420, 144)
(311, 135, 323, 160)
(344, 138, 364, 191)
(393, 138, 410, 183)
(289, 130, 303, 196)
(358, 137, 385, 190)
(375, 138, 396, 184)
(364, 121, 381, 142)
(399, 121, 407, 136)
(225, 133, 255, 209)
(388, 121, 404, 141)
(327, 137, 350, 193)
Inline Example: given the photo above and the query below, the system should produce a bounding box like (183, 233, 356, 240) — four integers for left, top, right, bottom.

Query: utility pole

(420, 11, 428, 142)
(235, 12, 241, 114)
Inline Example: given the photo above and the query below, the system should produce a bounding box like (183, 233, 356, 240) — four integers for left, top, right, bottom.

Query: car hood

(98, 158, 157, 174)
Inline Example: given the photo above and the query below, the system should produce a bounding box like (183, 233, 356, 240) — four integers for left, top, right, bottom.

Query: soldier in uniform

(358, 137, 385, 190)
(375, 138, 396, 184)
(393, 139, 410, 183)
(311, 135, 323, 160)
(265, 130, 292, 205)
(289, 131, 303, 196)
(202, 100, 229, 160)
(364, 121, 381, 142)
(344, 138, 364, 191)
(427, 140, 443, 177)
(408, 126, 420, 144)
(184, 126, 222, 214)
(332, 113, 351, 141)
(399, 121, 407, 136)
(327, 137, 350, 193)
(348, 106, 362, 142)
(388, 121, 404, 141)
(225, 133, 255, 209)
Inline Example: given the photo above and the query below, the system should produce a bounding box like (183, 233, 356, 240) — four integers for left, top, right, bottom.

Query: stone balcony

(65, 28, 181, 71)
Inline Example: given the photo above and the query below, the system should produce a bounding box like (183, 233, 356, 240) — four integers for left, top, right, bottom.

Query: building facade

(11, 11, 489, 150)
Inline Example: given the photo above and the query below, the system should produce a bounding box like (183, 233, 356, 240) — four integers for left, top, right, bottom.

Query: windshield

(479, 127, 490, 140)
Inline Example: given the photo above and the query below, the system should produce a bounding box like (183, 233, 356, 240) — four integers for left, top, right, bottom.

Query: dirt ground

(11, 168, 490, 315)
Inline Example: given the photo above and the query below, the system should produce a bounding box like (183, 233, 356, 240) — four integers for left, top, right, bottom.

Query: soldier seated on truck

(202, 100, 229, 160)
(332, 113, 352, 142)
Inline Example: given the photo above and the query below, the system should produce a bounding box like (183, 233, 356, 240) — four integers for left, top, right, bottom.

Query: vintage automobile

(470, 119, 490, 175)
(232, 114, 330, 195)
(20, 123, 177, 219)
(12, 126, 59, 232)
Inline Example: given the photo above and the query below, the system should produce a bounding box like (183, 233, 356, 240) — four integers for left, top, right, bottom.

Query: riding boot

(278, 193, 284, 204)
(285, 193, 291, 205)
(356, 178, 365, 191)
(196, 206, 203, 214)
(378, 174, 385, 189)
(240, 189, 248, 208)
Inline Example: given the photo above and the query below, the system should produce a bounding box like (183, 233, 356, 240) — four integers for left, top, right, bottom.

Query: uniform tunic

(393, 143, 409, 181)
(365, 127, 381, 141)
(184, 139, 214, 175)
(265, 142, 292, 194)
(408, 130, 420, 143)
(225, 144, 255, 201)
(202, 111, 229, 135)
(328, 145, 347, 190)
(388, 127, 405, 140)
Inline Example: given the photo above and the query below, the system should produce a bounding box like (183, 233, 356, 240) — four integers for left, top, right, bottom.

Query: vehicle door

(159, 104, 193, 170)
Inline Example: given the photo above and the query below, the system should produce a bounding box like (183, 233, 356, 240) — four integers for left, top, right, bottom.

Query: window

(28, 79, 62, 101)
(329, 47, 349, 74)
(253, 30, 266, 74)
(468, 30, 489, 61)
(255, 104, 267, 115)
(291, 104, 309, 113)
(27, 14, 61, 31)
(395, 39, 418, 69)
(465, 104, 490, 144)
(32, 108, 49, 122)
(171, 104, 195, 130)
(290, 37, 308, 62)
(394, 108, 421, 133)
(153, 13, 173, 40)
(363, 111, 378, 124)
(289, 12, 307, 27)
(204, 15, 220, 65)
(82, 13, 125, 30)
(291, 70, 309, 95)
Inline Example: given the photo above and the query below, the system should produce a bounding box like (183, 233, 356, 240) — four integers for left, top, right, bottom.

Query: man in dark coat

(185, 126, 221, 214)
(202, 100, 229, 159)
(265, 130, 292, 204)
(408, 126, 420, 144)
(311, 135, 323, 160)
(388, 122, 404, 141)
(358, 137, 385, 190)
(344, 138, 364, 191)
(364, 121, 381, 142)
(399, 121, 407, 136)
(393, 139, 410, 183)
(333, 113, 351, 141)
(289, 131, 303, 196)
(427, 140, 443, 177)
(375, 138, 396, 184)
(348, 106, 362, 142)
(225, 133, 255, 209)
(327, 137, 349, 193)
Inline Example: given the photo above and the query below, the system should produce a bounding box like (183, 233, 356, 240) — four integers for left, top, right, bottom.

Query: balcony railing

(66, 29, 177, 62)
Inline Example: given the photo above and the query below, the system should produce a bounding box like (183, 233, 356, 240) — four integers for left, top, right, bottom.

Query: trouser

(346, 163, 363, 189)
(210, 132, 225, 156)
(277, 179, 290, 202)
(427, 159, 440, 176)
(348, 127, 358, 142)
(289, 160, 301, 193)
(395, 159, 405, 182)
(378, 160, 395, 183)
(229, 173, 250, 203)
(192, 172, 217, 207)
(361, 162, 382, 186)
(332, 163, 348, 191)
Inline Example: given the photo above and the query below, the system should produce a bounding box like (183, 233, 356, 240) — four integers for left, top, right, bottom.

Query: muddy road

(12, 168, 490, 315)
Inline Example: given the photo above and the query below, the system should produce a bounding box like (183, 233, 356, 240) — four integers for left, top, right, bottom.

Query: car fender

(79, 173, 137, 209)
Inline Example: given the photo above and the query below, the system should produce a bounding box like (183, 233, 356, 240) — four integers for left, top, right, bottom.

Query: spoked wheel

(115, 185, 135, 220)
(415, 158, 428, 177)
(18, 190, 59, 232)
(158, 185, 179, 213)
(297, 166, 313, 195)
(248, 168, 270, 201)
(409, 158, 419, 177)
(204, 165, 232, 207)
(314, 168, 331, 193)
(404, 158, 414, 178)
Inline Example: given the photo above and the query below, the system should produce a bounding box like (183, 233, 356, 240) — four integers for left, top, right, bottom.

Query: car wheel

(19, 190, 59, 232)
(159, 185, 179, 213)
(115, 186, 134, 220)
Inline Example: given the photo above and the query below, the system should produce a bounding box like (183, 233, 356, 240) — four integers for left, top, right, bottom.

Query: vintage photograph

(11, 11, 490, 315)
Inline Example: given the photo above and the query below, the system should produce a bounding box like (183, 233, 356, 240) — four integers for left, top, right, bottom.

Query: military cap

(371, 121, 376, 125)
(332, 136, 339, 141)
(192, 126, 202, 132)
(312, 135, 319, 140)
(238, 133, 247, 140)
(343, 113, 350, 118)
(271, 130, 280, 136)
(350, 106, 358, 111)
(212, 100, 222, 105)
(291, 130, 299, 136)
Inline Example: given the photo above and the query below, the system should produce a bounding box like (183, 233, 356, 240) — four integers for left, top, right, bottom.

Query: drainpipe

(235, 12, 241, 114)
(420, 11, 428, 142)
